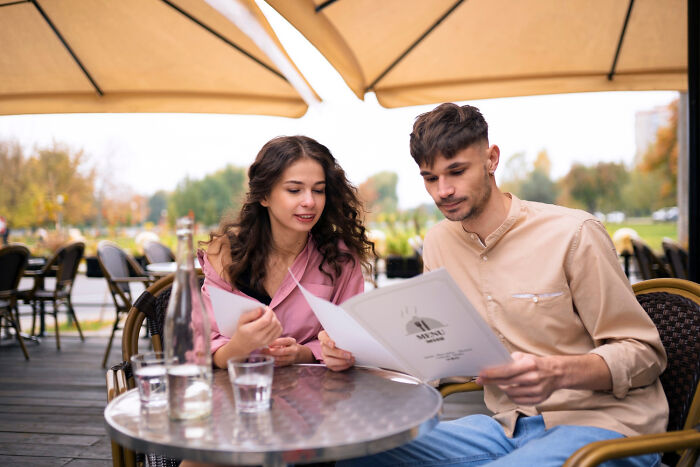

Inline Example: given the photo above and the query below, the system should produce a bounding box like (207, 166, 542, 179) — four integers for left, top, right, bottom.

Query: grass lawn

(604, 221, 677, 253)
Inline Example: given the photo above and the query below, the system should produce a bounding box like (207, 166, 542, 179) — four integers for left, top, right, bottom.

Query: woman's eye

(287, 189, 300, 194)
(313, 189, 325, 194)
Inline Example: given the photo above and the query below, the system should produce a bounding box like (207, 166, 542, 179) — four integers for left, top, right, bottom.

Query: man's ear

(487, 144, 500, 175)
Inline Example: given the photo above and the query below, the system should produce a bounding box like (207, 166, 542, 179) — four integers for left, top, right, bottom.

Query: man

(322, 103, 668, 466)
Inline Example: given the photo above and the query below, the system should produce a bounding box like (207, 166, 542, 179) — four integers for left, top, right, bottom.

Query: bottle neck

(175, 229, 194, 271)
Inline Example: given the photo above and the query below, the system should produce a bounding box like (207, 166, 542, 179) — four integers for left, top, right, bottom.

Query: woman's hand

(232, 306, 283, 353)
(263, 337, 314, 366)
(319, 330, 355, 371)
(213, 307, 283, 368)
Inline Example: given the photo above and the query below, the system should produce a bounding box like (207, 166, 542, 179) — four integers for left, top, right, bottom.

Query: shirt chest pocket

(504, 289, 582, 351)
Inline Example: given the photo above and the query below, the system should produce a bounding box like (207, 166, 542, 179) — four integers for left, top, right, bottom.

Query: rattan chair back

(0, 244, 29, 294)
(0, 244, 30, 359)
(633, 278, 700, 466)
(631, 238, 671, 280)
(97, 240, 154, 368)
(143, 241, 175, 264)
(662, 239, 689, 280)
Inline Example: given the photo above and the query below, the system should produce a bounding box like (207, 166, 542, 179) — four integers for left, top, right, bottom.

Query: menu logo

(402, 307, 446, 343)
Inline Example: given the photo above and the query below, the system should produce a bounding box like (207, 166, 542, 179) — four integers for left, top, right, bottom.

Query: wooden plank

(0, 397, 106, 408)
(0, 421, 107, 436)
(0, 432, 101, 446)
(0, 405, 104, 415)
(0, 455, 72, 467)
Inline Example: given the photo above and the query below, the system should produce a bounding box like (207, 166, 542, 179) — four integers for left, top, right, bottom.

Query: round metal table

(104, 364, 442, 466)
(146, 259, 200, 277)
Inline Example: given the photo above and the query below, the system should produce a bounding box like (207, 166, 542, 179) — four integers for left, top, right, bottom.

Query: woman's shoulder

(203, 235, 232, 282)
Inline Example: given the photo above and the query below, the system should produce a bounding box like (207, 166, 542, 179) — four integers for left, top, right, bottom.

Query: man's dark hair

(409, 103, 489, 167)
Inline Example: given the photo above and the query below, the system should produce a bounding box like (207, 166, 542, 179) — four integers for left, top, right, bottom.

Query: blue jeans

(338, 415, 660, 467)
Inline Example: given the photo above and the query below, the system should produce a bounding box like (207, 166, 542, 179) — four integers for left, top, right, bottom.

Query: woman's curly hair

(203, 135, 375, 294)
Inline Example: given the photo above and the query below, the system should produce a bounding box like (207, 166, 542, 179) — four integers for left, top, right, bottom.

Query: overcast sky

(0, 2, 678, 209)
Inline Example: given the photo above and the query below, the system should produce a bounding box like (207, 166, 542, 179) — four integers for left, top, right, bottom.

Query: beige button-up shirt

(423, 195, 668, 437)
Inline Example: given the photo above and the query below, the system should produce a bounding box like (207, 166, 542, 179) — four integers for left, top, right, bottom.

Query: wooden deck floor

(0, 334, 113, 467)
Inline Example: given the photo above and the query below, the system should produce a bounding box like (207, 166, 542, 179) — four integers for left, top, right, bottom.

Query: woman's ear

(260, 197, 269, 208)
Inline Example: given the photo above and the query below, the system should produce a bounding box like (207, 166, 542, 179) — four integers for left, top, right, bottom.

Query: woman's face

(261, 157, 326, 239)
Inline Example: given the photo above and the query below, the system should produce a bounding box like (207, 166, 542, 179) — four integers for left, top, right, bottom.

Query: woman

(199, 135, 374, 369)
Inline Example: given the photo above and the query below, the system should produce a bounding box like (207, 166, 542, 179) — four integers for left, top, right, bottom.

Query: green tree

(520, 169, 558, 204)
(147, 190, 169, 223)
(168, 165, 247, 226)
(0, 142, 95, 228)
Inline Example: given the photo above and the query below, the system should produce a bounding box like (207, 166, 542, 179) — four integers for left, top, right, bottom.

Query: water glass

(131, 352, 168, 410)
(227, 355, 274, 413)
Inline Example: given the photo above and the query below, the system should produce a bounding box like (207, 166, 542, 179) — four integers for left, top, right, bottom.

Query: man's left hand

(476, 352, 562, 405)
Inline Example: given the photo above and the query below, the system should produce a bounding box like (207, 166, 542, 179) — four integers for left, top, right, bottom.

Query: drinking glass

(131, 352, 169, 410)
(227, 355, 274, 412)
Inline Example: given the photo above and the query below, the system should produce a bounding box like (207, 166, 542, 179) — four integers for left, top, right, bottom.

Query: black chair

(0, 244, 30, 359)
(564, 278, 700, 467)
(631, 238, 671, 280)
(143, 241, 175, 265)
(18, 241, 85, 349)
(97, 241, 154, 368)
(662, 238, 689, 280)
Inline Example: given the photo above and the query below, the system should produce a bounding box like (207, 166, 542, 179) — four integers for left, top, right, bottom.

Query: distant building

(634, 105, 673, 166)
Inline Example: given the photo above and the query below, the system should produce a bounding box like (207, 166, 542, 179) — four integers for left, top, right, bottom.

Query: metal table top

(104, 364, 442, 466)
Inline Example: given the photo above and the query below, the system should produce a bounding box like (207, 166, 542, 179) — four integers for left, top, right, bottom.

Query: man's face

(419, 144, 493, 222)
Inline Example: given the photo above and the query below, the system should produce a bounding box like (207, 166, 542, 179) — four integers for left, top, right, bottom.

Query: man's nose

(437, 178, 454, 198)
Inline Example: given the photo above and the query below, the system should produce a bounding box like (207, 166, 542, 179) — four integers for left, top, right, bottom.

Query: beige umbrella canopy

(266, 0, 687, 108)
(0, 0, 318, 117)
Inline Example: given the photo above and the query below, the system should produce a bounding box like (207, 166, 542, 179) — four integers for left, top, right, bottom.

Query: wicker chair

(0, 244, 30, 359)
(631, 237, 671, 280)
(97, 241, 154, 368)
(108, 273, 205, 467)
(143, 241, 175, 265)
(662, 238, 689, 280)
(565, 278, 700, 467)
(18, 241, 85, 349)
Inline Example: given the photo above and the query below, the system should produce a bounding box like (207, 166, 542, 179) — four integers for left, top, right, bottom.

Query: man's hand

(319, 330, 354, 371)
(476, 351, 612, 406)
(263, 337, 314, 366)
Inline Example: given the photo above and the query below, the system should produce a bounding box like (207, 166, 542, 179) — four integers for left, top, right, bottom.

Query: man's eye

(424, 177, 437, 183)
(451, 169, 465, 176)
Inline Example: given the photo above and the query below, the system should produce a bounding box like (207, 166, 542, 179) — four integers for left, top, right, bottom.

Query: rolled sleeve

(567, 220, 666, 399)
(304, 338, 323, 362)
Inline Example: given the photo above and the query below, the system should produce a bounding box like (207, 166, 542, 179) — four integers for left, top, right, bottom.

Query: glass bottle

(164, 217, 212, 420)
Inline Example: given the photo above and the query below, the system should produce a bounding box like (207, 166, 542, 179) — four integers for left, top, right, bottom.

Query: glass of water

(131, 352, 169, 411)
(227, 355, 274, 413)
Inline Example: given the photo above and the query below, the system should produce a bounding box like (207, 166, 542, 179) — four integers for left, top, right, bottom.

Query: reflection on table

(146, 259, 201, 277)
(104, 364, 442, 466)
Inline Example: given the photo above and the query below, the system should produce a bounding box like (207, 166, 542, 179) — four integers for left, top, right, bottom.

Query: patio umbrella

(266, 0, 699, 282)
(265, 0, 686, 107)
(0, 0, 318, 117)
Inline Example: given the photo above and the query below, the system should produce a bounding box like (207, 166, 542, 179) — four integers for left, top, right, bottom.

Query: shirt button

(471, 234, 476, 240)
(482, 255, 488, 261)
(532, 296, 539, 303)
(486, 295, 493, 301)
